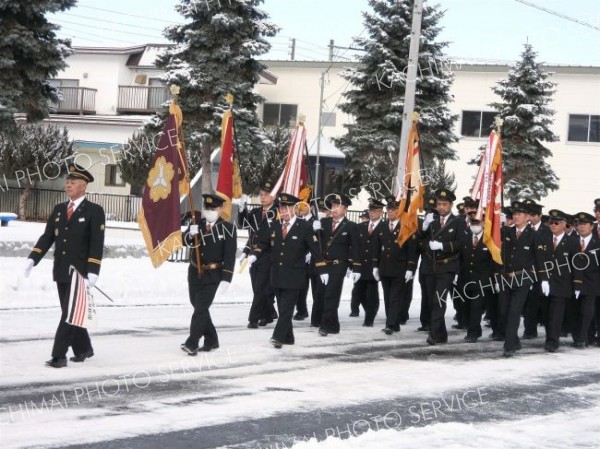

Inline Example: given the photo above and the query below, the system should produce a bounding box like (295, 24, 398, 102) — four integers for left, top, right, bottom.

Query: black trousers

(248, 262, 276, 323)
(454, 280, 469, 328)
(320, 263, 349, 333)
(464, 288, 492, 339)
(186, 281, 219, 349)
(52, 282, 92, 358)
(572, 295, 596, 344)
(543, 295, 568, 349)
(296, 266, 312, 316)
(273, 288, 299, 344)
(523, 282, 544, 336)
(355, 279, 380, 325)
(419, 272, 430, 328)
(399, 279, 414, 323)
(588, 296, 600, 344)
(311, 276, 326, 326)
(498, 283, 530, 352)
(350, 281, 362, 315)
(424, 273, 453, 342)
(381, 275, 406, 331)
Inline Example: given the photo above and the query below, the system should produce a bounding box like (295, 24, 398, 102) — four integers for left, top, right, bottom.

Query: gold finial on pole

(225, 93, 234, 106)
(297, 113, 306, 126)
(495, 117, 504, 131)
(411, 111, 421, 122)
(169, 84, 180, 97)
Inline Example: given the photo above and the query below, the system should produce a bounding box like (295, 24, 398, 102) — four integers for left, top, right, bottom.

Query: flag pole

(496, 116, 505, 269)
(170, 85, 202, 275)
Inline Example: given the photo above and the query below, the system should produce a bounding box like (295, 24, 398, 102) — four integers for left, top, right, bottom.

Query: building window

(568, 114, 600, 142)
(263, 103, 298, 127)
(105, 165, 125, 187)
(48, 79, 80, 88)
(461, 111, 497, 137)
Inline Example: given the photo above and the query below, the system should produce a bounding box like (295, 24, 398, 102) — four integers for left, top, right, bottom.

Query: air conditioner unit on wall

(134, 74, 147, 85)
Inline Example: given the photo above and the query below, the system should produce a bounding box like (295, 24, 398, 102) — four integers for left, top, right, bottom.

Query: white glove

(346, 268, 352, 278)
(238, 253, 247, 265)
(422, 213, 435, 230)
(320, 274, 329, 285)
(87, 273, 99, 288)
(239, 194, 249, 210)
(312, 220, 322, 231)
(215, 281, 230, 298)
(500, 213, 507, 225)
(351, 272, 361, 283)
(189, 224, 199, 236)
(23, 258, 34, 278)
(453, 274, 459, 285)
(541, 280, 550, 296)
(405, 270, 414, 282)
(372, 268, 380, 281)
(429, 240, 443, 251)
(575, 290, 580, 299)
(248, 255, 257, 266)
(305, 252, 311, 264)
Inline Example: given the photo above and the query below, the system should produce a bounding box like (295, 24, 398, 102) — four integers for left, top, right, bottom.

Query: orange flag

(215, 106, 242, 221)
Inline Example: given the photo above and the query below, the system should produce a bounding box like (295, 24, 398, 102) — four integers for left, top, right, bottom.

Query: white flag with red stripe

(66, 267, 97, 328)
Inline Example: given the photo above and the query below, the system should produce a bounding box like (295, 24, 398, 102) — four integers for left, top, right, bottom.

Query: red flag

(66, 267, 96, 328)
(216, 108, 242, 221)
(472, 130, 503, 264)
(271, 123, 311, 203)
(138, 103, 190, 268)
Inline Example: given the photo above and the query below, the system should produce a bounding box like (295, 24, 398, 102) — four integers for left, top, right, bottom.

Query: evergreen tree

(489, 43, 559, 201)
(244, 124, 290, 193)
(0, 0, 76, 131)
(335, 0, 458, 193)
(153, 0, 279, 193)
(0, 123, 74, 218)
(424, 158, 456, 194)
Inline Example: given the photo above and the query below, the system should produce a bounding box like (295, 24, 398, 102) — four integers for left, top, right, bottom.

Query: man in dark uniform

(317, 193, 361, 336)
(417, 196, 437, 332)
(295, 202, 320, 321)
(374, 197, 418, 335)
(458, 213, 497, 342)
(349, 209, 370, 318)
(356, 198, 387, 326)
(419, 189, 465, 345)
(522, 199, 552, 339)
(536, 209, 579, 352)
(238, 181, 278, 328)
(181, 194, 236, 355)
(24, 164, 105, 368)
(495, 201, 545, 357)
(590, 199, 600, 345)
(251, 193, 327, 348)
(571, 212, 600, 348)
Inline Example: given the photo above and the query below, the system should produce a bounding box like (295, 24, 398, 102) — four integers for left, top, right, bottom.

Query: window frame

(105, 164, 126, 187)
(460, 110, 497, 138)
(567, 114, 600, 143)
(263, 103, 299, 127)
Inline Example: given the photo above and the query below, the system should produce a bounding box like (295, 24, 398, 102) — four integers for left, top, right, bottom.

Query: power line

(514, 0, 600, 31)
(63, 13, 167, 32)
(77, 4, 181, 25)
(55, 19, 164, 40)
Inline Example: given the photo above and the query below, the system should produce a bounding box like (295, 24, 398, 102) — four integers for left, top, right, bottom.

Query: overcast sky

(51, 0, 600, 65)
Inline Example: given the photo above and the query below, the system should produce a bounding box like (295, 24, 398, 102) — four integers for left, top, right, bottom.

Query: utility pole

(395, 0, 423, 196)
(290, 38, 296, 61)
(314, 71, 326, 198)
(328, 39, 334, 62)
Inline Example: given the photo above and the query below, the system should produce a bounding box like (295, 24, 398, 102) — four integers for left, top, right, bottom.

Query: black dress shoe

(417, 326, 430, 332)
(180, 343, 198, 356)
(571, 341, 586, 349)
(382, 328, 394, 335)
(465, 336, 478, 343)
(426, 336, 435, 346)
(258, 319, 272, 327)
(362, 322, 374, 327)
(318, 328, 328, 336)
(544, 343, 557, 353)
(270, 338, 283, 349)
(70, 349, 94, 363)
(200, 343, 219, 352)
(451, 324, 465, 330)
(349, 312, 359, 317)
(248, 322, 259, 329)
(503, 350, 515, 358)
(522, 333, 537, 340)
(45, 357, 67, 368)
(492, 334, 505, 342)
(293, 313, 308, 321)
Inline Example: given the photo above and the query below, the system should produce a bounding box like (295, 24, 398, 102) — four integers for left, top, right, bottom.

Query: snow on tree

(0, 1, 76, 132)
(335, 0, 458, 195)
(0, 122, 74, 218)
(424, 158, 456, 194)
(244, 124, 290, 193)
(488, 43, 559, 201)
(148, 0, 279, 194)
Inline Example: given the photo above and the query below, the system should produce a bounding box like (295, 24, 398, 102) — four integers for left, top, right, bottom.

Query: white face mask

(203, 209, 219, 223)
(471, 225, 483, 235)
(318, 211, 326, 220)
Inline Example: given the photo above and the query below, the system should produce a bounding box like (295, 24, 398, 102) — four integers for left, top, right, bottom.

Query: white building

(16, 46, 600, 214)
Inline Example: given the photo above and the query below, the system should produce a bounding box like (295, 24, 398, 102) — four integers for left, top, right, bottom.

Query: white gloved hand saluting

(312, 220, 322, 231)
(320, 274, 329, 285)
(189, 224, 200, 236)
(23, 258, 34, 278)
(405, 270, 414, 282)
(429, 240, 443, 251)
(87, 273, 99, 288)
(541, 280, 550, 296)
(372, 268, 380, 281)
(422, 213, 435, 230)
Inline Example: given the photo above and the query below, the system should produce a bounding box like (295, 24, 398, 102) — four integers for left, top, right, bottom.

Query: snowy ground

(1, 221, 599, 449)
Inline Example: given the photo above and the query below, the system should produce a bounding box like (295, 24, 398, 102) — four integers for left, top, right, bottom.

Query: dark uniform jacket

(497, 225, 545, 287)
(458, 231, 495, 288)
(319, 216, 361, 272)
(419, 214, 465, 275)
(356, 220, 386, 280)
(573, 236, 600, 296)
(253, 218, 326, 289)
(29, 199, 105, 283)
(536, 232, 580, 298)
(238, 204, 278, 262)
(373, 220, 418, 277)
(184, 218, 236, 285)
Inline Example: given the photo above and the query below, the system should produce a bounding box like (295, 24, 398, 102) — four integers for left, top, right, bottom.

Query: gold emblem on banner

(148, 156, 175, 202)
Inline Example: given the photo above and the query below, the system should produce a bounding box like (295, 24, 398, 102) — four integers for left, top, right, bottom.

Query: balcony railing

(51, 87, 97, 114)
(117, 86, 169, 114)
